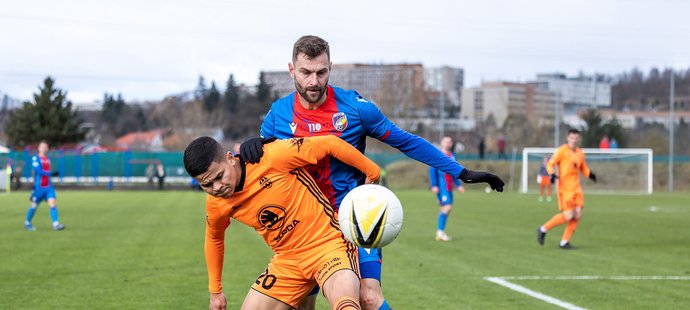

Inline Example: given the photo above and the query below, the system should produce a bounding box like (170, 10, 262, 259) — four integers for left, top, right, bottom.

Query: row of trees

(612, 67, 690, 111)
(2, 72, 276, 148)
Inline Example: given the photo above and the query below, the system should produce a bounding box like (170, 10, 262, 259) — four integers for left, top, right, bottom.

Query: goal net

(521, 147, 653, 195)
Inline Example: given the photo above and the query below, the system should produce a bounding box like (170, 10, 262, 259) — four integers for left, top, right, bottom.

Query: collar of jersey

(234, 156, 246, 192)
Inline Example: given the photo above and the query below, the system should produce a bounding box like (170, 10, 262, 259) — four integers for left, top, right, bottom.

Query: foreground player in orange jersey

(536, 129, 597, 249)
(184, 135, 380, 310)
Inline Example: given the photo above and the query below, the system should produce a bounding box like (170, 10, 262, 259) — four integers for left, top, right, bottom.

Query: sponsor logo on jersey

(259, 176, 272, 189)
(289, 122, 297, 134)
(274, 219, 300, 243)
(332, 112, 348, 132)
(257, 205, 286, 230)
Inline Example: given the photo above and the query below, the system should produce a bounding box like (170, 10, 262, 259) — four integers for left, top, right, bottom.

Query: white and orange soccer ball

(338, 184, 404, 248)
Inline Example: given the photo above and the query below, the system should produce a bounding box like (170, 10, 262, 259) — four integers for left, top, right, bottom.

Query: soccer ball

(338, 184, 404, 248)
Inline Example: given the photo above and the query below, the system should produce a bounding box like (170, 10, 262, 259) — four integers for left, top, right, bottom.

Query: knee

(359, 283, 383, 310)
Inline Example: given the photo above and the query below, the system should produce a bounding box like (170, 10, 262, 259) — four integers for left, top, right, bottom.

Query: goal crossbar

(521, 147, 653, 194)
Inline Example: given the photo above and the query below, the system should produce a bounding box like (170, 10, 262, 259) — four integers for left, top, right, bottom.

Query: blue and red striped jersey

(261, 85, 465, 208)
(31, 155, 52, 189)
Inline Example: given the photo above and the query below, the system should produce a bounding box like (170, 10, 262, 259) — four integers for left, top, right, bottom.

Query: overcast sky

(1, 0, 689, 104)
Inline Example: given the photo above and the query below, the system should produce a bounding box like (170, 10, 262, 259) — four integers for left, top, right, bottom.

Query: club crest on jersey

(332, 112, 348, 132)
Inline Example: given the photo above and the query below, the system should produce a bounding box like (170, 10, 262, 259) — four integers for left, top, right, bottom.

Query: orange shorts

(251, 239, 359, 308)
(558, 190, 584, 211)
(540, 176, 551, 186)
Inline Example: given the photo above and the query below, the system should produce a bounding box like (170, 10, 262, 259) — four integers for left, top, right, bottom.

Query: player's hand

(550, 174, 557, 184)
(209, 292, 227, 310)
(589, 172, 597, 183)
(457, 186, 465, 194)
(458, 169, 504, 192)
(51, 171, 59, 177)
(239, 136, 276, 164)
(365, 177, 379, 184)
(431, 186, 439, 194)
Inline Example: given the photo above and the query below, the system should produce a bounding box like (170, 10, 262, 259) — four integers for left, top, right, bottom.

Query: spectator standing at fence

(156, 163, 165, 190)
(610, 137, 618, 149)
(497, 134, 507, 159)
(599, 135, 610, 149)
(478, 137, 485, 160)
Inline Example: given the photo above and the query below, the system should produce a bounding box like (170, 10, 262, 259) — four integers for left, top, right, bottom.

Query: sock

(50, 206, 59, 224)
(542, 214, 567, 231)
(26, 206, 38, 224)
(333, 296, 360, 310)
(437, 212, 448, 231)
(378, 300, 391, 310)
(561, 218, 579, 244)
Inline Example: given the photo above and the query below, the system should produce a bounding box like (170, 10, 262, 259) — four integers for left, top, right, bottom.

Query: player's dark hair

(183, 137, 226, 177)
(293, 35, 330, 62)
(568, 128, 581, 135)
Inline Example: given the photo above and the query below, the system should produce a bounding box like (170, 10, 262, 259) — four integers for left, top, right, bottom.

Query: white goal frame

(520, 147, 653, 194)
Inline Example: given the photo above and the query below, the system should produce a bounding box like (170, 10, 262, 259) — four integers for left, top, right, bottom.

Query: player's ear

(288, 62, 295, 79)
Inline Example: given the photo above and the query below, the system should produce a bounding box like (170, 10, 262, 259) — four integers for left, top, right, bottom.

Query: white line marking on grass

(498, 275, 690, 281)
(485, 277, 587, 310)
(485, 276, 690, 309)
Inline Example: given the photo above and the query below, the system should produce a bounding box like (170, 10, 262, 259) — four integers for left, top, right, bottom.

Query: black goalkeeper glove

(550, 174, 557, 184)
(239, 136, 277, 164)
(51, 171, 60, 177)
(458, 169, 504, 192)
(589, 172, 597, 183)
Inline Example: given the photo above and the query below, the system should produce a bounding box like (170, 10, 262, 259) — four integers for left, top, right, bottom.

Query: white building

(534, 73, 611, 114)
(461, 82, 556, 127)
(424, 66, 464, 110)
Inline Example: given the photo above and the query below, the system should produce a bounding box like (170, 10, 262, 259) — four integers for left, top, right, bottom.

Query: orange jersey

(204, 136, 380, 293)
(547, 144, 591, 195)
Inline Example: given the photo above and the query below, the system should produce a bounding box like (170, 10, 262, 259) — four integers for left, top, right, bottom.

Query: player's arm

(581, 155, 596, 182)
(31, 157, 51, 176)
(429, 167, 440, 194)
(358, 100, 504, 191)
(204, 197, 231, 296)
(272, 136, 380, 182)
(546, 150, 562, 183)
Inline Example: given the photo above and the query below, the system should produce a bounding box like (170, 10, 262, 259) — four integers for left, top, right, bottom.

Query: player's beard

(295, 79, 328, 104)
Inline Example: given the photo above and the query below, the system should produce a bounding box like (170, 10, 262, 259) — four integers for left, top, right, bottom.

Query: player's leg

(546, 183, 553, 202)
(240, 289, 294, 310)
(25, 189, 45, 231)
(539, 181, 545, 202)
(560, 193, 584, 249)
(296, 288, 318, 310)
(537, 192, 570, 245)
(321, 269, 361, 310)
(436, 192, 453, 241)
(358, 248, 390, 310)
(46, 187, 64, 230)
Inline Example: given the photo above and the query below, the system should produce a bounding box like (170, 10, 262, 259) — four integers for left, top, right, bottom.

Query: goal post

(521, 147, 653, 195)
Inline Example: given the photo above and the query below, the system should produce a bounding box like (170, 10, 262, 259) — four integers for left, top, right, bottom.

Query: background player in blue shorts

(25, 141, 65, 231)
(429, 136, 464, 242)
(241, 35, 504, 310)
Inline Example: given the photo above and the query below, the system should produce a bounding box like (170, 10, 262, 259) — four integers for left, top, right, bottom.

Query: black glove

(51, 171, 60, 177)
(550, 174, 557, 184)
(589, 172, 597, 183)
(458, 169, 504, 192)
(239, 136, 276, 164)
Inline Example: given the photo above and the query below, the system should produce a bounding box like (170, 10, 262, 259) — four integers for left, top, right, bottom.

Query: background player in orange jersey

(184, 135, 381, 310)
(536, 129, 597, 249)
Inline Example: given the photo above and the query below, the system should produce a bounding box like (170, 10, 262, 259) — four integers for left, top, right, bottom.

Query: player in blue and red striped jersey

(24, 141, 65, 231)
(241, 35, 504, 310)
(429, 136, 465, 242)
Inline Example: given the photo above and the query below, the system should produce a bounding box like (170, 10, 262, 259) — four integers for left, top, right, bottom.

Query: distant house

(115, 130, 165, 151)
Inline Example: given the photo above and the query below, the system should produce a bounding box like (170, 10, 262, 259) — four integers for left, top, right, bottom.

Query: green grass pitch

(1, 189, 689, 309)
